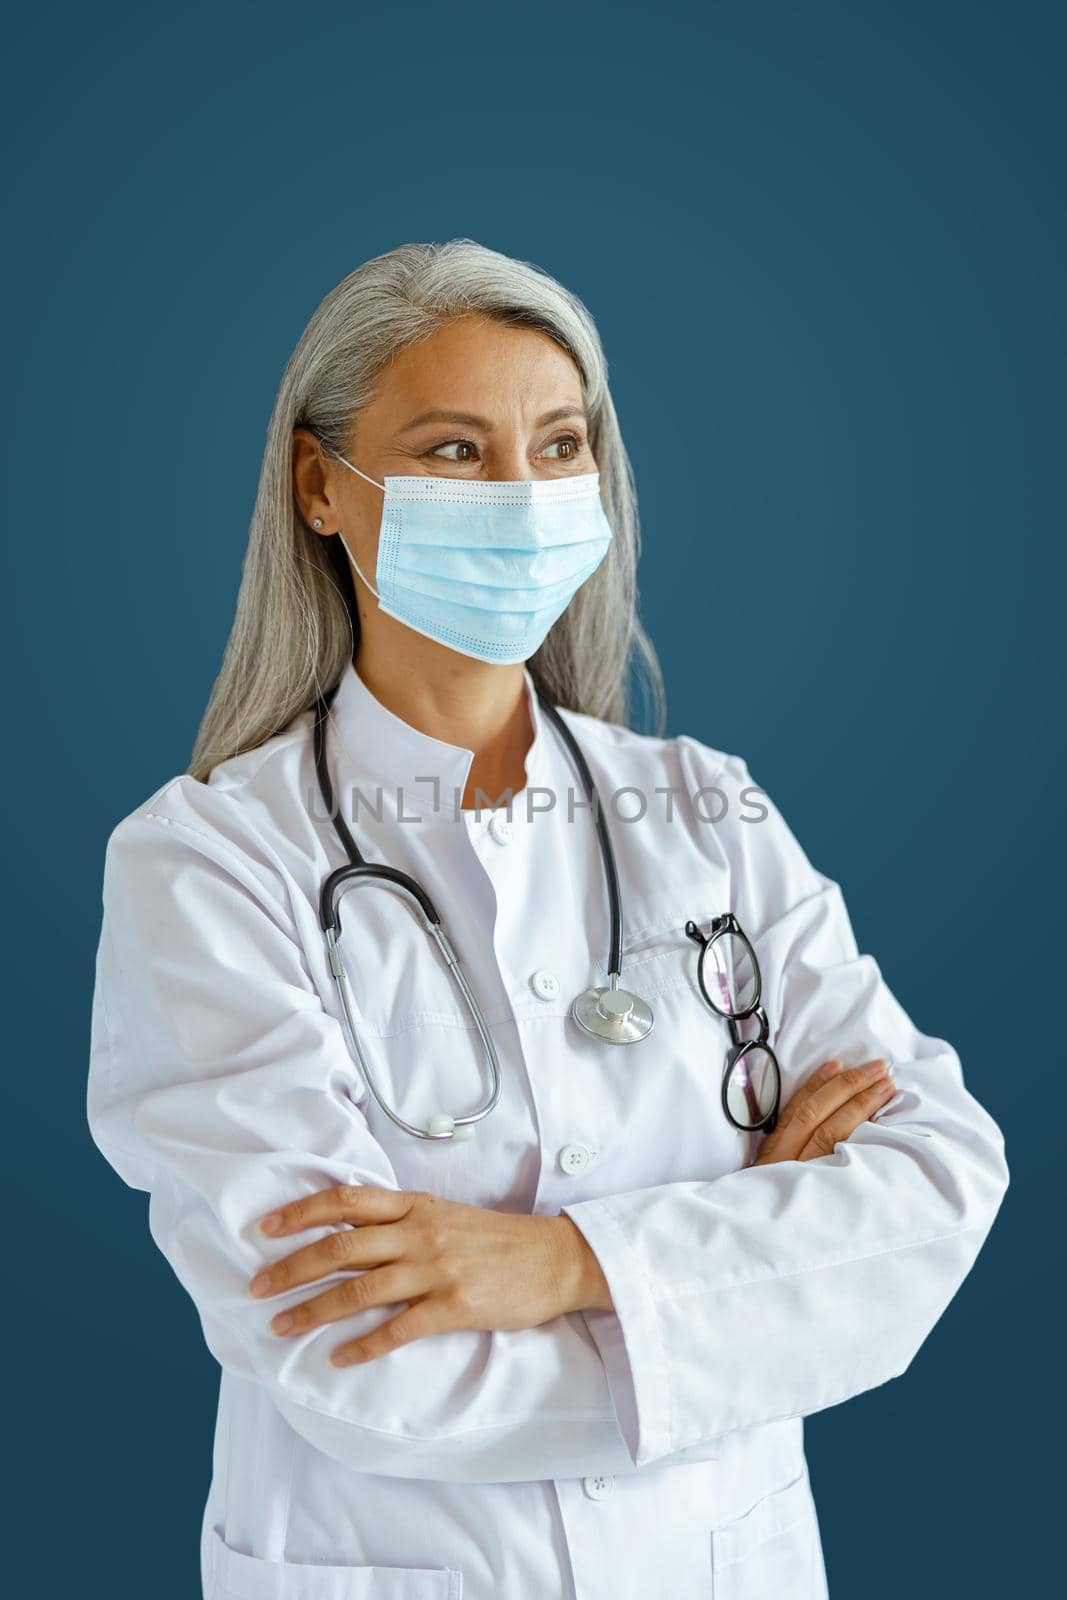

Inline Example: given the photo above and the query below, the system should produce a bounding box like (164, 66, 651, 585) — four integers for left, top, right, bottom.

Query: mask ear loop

(327, 447, 386, 604)
(338, 533, 382, 604)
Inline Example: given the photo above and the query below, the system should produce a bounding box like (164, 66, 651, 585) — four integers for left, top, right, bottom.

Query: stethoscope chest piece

(573, 982, 655, 1044)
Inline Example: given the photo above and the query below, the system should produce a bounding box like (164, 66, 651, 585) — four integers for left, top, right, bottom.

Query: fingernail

(260, 1214, 282, 1234)
(271, 1312, 294, 1335)
(248, 1273, 271, 1297)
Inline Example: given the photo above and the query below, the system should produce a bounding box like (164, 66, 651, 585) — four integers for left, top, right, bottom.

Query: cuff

(560, 1195, 673, 1467)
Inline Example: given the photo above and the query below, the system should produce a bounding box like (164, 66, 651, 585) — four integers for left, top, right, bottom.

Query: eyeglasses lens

(725, 1044, 780, 1127)
(702, 929, 758, 1016)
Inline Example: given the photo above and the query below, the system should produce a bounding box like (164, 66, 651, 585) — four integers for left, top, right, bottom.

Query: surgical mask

(328, 449, 613, 665)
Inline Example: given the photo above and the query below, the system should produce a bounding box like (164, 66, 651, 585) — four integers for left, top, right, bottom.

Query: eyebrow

(397, 405, 588, 435)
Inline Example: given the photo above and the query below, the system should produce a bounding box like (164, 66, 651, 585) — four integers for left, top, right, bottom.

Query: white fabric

(87, 662, 1008, 1599)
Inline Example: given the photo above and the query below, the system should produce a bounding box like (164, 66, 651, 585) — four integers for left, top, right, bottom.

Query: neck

(353, 645, 534, 810)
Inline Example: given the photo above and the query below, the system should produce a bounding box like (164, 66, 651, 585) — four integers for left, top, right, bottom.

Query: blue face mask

(328, 449, 613, 665)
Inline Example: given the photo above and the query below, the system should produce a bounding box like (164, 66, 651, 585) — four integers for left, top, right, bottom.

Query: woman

(88, 238, 1008, 1600)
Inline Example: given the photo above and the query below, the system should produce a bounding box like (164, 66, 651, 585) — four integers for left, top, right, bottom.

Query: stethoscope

(312, 678, 655, 1141)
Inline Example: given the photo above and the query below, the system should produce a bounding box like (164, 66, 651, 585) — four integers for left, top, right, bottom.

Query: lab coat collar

(326, 659, 550, 818)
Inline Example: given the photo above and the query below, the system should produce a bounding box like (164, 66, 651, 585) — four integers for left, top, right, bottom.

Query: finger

(257, 1183, 415, 1238)
(795, 1076, 898, 1162)
(759, 1059, 889, 1163)
(750, 1062, 843, 1161)
(265, 1260, 429, 1338)
(775, 1057, 888, 1132)
(249, 1221, 404, 1299)
(786, 1057, 846, 1107)
(331, 1298, 450, 1367)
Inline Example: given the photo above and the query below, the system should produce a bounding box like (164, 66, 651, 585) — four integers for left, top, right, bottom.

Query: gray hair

(189, 238, 666, 781)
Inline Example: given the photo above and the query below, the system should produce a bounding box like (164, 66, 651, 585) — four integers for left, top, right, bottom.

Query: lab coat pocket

(603, 902, 721, 1001)
(586, 902, 752, 1184)
(710, 1470, 825, 1599)
(209, 1526, 463, 1599)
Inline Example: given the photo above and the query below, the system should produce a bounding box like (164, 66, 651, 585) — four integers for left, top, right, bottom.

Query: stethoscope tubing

(311, 678, 629, 1138)
(534, 695, 623, 981)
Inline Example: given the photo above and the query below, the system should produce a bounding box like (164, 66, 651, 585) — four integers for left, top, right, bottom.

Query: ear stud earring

(313, 518, 324, 529)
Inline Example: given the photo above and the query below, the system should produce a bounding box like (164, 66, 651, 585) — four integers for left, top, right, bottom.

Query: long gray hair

(189, 238, 665, 781)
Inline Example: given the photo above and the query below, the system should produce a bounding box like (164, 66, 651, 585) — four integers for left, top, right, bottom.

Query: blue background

(5, 0, 1060, 1591)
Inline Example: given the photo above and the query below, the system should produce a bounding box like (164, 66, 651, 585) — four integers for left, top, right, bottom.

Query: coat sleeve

(87, 805, 722, 1484)
(560, 747, 1010, 1470)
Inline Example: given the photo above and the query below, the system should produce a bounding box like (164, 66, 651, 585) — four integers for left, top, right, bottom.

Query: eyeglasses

(685, 913, 781, 1134)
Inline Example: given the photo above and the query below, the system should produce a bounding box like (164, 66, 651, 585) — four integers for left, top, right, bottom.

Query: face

(291, 315, 597, 641)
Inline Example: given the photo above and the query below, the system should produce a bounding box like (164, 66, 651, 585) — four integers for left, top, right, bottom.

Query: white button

(530, 969, 560, 1000)
(582, 1474, 615, 1499)
(559, 1143, 595, 1174)
(488, 813, 512, 845)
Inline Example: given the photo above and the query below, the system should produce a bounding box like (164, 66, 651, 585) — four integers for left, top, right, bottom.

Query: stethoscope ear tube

(323, 916, 503, 1141)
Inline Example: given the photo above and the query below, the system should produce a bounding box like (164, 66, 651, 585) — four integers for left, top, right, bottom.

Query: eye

(425, 439, 479, 463)
(544, 432, 585, 461)
(420, 432, 587, 465)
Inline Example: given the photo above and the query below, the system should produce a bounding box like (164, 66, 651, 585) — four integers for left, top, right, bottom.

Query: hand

(753, 1056, 896, 1165)
(247, 1186, 610, 1366)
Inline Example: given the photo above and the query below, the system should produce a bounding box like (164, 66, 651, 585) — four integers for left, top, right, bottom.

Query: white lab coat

(87, 662, 1008, 1599)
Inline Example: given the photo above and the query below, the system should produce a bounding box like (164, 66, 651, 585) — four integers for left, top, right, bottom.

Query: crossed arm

(241, 1054, 899, 1365)
(88, 791, 1008, 1482)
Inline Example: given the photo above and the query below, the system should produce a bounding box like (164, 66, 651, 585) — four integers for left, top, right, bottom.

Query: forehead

(369, 316, 584, 420)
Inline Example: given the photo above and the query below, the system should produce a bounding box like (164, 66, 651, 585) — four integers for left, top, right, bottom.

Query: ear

(292, 426, 337, 538)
